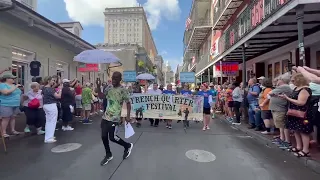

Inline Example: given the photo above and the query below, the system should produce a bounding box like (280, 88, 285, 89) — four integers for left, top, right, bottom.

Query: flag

(185, 17, 192, 30)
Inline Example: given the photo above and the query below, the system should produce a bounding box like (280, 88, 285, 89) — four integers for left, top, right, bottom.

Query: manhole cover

(185, 149, 216, 162)
(51, 143, 82, 153)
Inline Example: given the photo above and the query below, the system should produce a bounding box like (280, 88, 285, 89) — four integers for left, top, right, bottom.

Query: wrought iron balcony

(212, 0, 243, 30)
(183, 19, 212, 56)
(218, 0, 292, 55)
(196, 52, 210, 73)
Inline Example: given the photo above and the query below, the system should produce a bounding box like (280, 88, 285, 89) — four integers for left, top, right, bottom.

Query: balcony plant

(138, 60, 144, 66)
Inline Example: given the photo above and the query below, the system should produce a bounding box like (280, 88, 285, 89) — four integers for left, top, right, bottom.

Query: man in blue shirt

(247, 78, 262, 129)
(162, 84, 176, 129)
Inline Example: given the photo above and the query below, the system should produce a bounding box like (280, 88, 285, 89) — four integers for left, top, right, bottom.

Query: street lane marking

(51, 143, 82, 153)
(185, 149, 216, 162)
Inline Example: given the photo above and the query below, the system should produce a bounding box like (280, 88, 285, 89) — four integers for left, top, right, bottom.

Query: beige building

(16, 0, 37, 11)
(104, 6, 157, 62)
(0, 1, 95, 90)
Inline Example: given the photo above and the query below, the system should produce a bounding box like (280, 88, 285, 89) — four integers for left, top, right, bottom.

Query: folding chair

(0, 128, 7, 152)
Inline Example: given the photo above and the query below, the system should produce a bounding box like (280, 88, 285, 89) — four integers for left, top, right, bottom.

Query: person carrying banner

(198, 83, 214, 131)
(162, 84, 177, 129)
(179, 84, 193, 127)
(146, 83, 162, 127)
(100, 71, 133, 166)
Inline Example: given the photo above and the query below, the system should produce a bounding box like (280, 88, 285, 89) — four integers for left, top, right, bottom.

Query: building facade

(95, 43, 154, 81)
(0, 1, 95, 90)
(57, 22, 83, 37)
(154, 55, 164, 85)
(182, 0, 212, 84)
(104, 7, 158, 62)
(16, 0, 37, 11)
(191, 0, 320, 85)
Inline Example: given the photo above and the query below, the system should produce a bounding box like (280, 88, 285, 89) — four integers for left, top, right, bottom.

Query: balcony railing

(196, 52, 210, 73)
(183, 18, 212, 53)
(212, 0, 233, 29)
(218, 0, 292, 55)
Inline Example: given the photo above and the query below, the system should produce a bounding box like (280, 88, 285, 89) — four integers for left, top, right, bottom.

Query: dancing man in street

(100, 71, 133, 166)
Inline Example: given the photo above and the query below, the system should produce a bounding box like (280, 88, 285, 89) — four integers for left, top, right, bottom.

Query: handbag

(28, 98, 40, 109)
(287, 108, 307, 119)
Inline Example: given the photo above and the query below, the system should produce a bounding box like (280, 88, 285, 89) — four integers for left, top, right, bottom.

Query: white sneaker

(232, 122, 241, 125)
(62, 126, 74, 131)
(45, 139, 57, 143)
(66, 125, 74, 131)
(261, 131, 271, 135)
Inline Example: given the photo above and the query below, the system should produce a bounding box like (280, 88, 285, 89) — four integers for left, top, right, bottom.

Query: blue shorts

(0, 106, 20, 118)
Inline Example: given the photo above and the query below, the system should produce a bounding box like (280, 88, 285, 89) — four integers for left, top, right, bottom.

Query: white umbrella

(136, 73, 155, 80)
(73, 49, 122, 67)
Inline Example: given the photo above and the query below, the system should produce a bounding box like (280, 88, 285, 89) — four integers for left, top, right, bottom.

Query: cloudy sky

(38, 0, 193, 71)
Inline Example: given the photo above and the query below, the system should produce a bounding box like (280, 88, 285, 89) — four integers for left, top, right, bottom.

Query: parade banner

(121, 94, 204, 121)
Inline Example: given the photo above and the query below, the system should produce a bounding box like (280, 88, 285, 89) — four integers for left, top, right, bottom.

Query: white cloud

(160, 50, 168, 55)
(63, 0, 180, 30)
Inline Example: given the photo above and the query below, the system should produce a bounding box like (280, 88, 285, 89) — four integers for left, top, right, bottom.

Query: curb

(218, 115, 320, 174)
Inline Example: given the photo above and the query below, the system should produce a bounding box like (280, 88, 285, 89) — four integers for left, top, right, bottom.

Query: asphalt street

(0, 117, 319, 180)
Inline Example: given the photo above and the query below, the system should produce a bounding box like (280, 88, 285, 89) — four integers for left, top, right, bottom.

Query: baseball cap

(1, 73, 16, 79)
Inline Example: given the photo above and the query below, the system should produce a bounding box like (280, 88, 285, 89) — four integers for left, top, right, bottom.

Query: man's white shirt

(147, 89, 162, 95)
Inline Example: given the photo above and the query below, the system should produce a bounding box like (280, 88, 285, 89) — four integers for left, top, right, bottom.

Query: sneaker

(100, 155, 113, 166)
(45, 138, 57, 143)
(177, 120, 181, 123)
(123, 143, 133, 159)
(166, 125, 169, 128)
(272, 138, 282, 145)
(278, 142, 292, 149)
(232, 122, 241, 125)
(2, 134, 10, 138)
(261, 131, 271, 135)
(24, 127, 31, 133)
(202, 126, 206, 131)
(37, 129, 45, 135)
(83, 119, 92, 124)
(206, 126, 210, 130)
(62, 126, 74, 131)
(168, 125, 172, 129)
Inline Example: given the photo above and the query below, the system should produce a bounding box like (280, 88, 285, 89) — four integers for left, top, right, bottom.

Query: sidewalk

(217, 115, 320, 174)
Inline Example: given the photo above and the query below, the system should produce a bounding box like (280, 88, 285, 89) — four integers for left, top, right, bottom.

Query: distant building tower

(57, 22, 83, 37)
(104, 7, 158, 63)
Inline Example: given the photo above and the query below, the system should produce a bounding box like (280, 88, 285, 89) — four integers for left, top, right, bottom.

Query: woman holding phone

(42, 76, 62, 143)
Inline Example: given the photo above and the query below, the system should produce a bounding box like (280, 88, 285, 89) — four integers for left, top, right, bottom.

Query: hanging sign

(123, 71, 137, 82)
(215, 62, 239, 76)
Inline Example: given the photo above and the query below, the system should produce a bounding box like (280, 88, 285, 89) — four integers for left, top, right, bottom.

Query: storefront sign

(215, 62, 239, 76)
(180, 72, 195, 83)
(121, 94, 204, 121)
(220, 0, 291, 53)
(123, 71, 137, 82)
(210, 38, 220, 58)
(78, 63, 99, 72)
